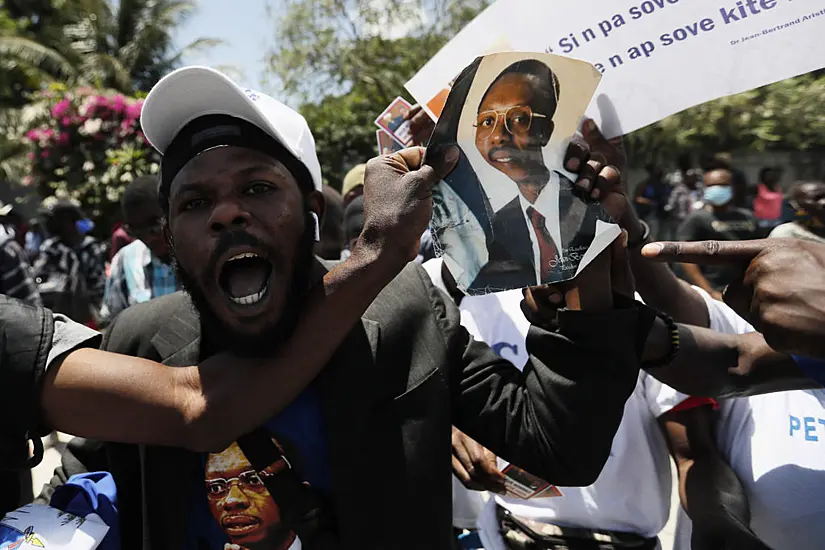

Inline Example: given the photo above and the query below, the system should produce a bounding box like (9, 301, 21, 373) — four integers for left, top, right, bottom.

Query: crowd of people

(0, 64, 824, 550)
(633, 157, 825, 300)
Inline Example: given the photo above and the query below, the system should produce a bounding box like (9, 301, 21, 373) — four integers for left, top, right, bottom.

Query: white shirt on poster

(424, 258, 687, 543)
(674, 287, 825, 550)
(516, 172, 563, 285)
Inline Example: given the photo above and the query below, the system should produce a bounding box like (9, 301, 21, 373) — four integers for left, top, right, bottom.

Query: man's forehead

(169, 146, 292, 196)
(704, 169, 731, 185)
(480, 73, 533, 108)
(205, 443, 250, 476)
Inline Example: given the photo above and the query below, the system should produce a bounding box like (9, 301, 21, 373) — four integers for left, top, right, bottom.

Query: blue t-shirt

(794, 355, 825, 387)
(186, 384, 331, 549)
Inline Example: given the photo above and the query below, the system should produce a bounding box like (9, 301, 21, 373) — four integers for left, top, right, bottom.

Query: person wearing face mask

(769, 181, 825, 245)
(675, 163, 758, 300)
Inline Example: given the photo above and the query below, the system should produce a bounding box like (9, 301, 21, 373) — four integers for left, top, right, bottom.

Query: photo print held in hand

(376, 129, 403, 156)
(374, 96, 414, 147)
(427, 52, 621, 295)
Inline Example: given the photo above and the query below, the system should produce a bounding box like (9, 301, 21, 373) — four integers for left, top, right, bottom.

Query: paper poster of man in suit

(428, 52, 621, 294)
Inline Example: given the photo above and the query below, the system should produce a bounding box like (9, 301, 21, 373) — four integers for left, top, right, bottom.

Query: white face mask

(703, 185, 733, 206)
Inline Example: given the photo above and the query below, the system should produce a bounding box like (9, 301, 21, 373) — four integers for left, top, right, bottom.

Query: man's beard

(168, 213, 316, 358)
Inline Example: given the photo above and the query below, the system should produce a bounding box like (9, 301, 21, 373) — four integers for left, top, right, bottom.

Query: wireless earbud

(311, 212, 320, 243)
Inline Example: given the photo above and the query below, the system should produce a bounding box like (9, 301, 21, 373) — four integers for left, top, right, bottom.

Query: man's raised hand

(642, 238, 825, 359)
(359, 146, 458, 269)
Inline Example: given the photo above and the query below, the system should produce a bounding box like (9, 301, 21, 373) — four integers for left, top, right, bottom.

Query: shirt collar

(516, 170, 560, 219)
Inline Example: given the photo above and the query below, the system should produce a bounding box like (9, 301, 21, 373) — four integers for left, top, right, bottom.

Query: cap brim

(141, 66, 290, 157)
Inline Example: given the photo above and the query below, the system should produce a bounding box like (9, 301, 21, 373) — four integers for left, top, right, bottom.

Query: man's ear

(538, 120, 554, 148)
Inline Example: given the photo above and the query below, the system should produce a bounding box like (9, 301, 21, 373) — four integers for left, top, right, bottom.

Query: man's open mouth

(218, 251, 273, 306)
(221, 514, 262, 536)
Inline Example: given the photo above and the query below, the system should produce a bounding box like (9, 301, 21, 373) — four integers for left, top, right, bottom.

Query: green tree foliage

(0, 0, 219, 218)
(627, 73, 825, 168)
(2, 0, 219, 94)
(267, 0, 491, 188)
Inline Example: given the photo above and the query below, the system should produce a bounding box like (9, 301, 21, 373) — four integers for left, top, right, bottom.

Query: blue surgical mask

(703, 185, 732, 206)
(76, 218, 95, 235)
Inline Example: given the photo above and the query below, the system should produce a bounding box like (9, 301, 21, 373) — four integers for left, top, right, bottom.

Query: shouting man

(99, 66, 666, 550)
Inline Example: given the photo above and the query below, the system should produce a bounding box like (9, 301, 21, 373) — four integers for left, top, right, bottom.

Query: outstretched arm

(41, 246, 399, 452)
(643, 321, 819, 398)
(39, 146, 460, 453)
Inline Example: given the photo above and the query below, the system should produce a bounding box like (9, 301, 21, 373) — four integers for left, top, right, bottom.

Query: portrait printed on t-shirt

(204, 436, 304, 550)
(427, 52, 621, 295)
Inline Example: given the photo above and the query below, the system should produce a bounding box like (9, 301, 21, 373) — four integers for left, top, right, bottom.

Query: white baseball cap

(141, 65, 323, 192)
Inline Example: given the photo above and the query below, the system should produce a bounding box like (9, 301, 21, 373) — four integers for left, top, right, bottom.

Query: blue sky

(173, 0, 273, 91)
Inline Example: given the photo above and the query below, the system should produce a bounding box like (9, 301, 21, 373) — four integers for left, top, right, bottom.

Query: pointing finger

(641, 240, 775, 265)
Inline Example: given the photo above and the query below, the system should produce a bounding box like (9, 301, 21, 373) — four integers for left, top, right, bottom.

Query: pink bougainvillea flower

(25, 130, 39, 141)
(21, 176, 33, 186)
(57, 133, 69, 146)
(61, 116, 71, 127)
(111, 95, 125, 113)
(26, 152, 35, 160)
(125, 102, 143, 120)
(51, 98, 72, 118)
(41, 150, 50, 158)
(43, 128, 55, 138)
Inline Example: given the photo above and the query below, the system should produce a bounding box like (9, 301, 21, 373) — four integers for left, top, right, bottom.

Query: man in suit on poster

(471, 59, 609, 292)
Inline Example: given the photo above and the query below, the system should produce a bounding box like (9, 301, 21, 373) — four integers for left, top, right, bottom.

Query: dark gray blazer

(101, 261, 651, 550)
(470, 173, 612, 293)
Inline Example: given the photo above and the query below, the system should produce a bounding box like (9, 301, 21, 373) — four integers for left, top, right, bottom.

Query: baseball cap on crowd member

(342, 164, 366, 205)
(140, 65, 323, 206)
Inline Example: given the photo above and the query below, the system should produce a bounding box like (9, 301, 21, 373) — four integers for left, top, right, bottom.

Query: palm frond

(79, 53, 132, 91)
(0, 36, 76, 80)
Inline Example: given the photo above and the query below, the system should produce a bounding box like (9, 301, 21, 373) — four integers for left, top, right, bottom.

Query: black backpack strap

(236, 427, 335, 547)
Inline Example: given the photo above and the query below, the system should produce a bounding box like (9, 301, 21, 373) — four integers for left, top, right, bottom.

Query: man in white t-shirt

(670, 288, 825, 550)
(423, 257, 711, 550)
(574, 119, 825, 548)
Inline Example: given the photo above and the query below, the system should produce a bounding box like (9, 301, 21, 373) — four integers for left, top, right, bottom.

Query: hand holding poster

(428, 52, 621, 294)
(406, 0, 825, 138)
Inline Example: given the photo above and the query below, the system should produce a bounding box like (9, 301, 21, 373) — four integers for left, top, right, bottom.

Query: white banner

(406, 0, 825, 138)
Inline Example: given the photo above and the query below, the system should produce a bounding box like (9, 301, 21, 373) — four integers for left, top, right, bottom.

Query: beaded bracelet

(643, 311, 680, 369)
